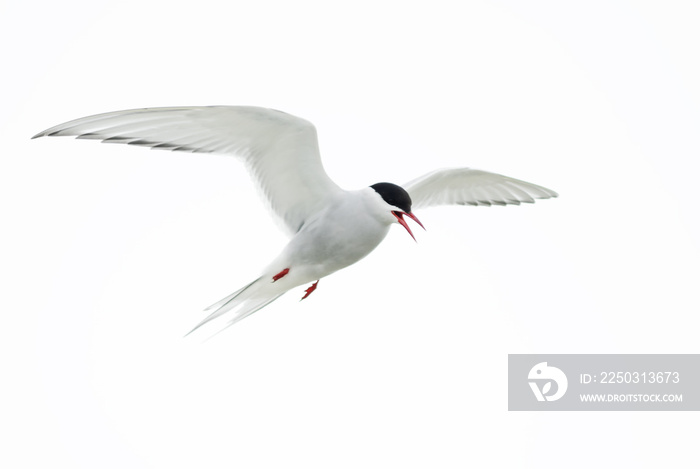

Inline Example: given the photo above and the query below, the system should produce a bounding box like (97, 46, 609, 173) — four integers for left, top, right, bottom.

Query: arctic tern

(33, 106, 557, 334)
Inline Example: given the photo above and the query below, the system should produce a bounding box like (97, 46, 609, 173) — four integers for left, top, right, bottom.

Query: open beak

(392, 211, 425, 242)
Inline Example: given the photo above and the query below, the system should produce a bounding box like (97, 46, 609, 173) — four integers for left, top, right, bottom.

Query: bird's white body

(197, 188, 395, 330)
(33, 106, 557, 334)
(274, 188, 393, 280)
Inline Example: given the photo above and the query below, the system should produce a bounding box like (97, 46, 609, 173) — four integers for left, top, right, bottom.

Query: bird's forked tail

(185, 276, 283, 337)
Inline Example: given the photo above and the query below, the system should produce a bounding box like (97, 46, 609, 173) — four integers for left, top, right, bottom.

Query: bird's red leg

(301, 280, 319, 300)
(272, 268, 290, 282)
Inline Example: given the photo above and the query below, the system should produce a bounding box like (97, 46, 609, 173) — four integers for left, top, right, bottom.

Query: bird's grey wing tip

(32, 128, 71, 139)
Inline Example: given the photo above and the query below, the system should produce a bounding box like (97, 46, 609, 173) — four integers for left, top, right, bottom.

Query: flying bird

(33, 106, 557, 334)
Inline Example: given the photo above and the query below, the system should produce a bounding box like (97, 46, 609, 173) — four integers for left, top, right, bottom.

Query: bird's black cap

(370, 182, 413, 213)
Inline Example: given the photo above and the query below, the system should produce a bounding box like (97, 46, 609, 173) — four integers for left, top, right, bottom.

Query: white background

(3, 1, 699, 467)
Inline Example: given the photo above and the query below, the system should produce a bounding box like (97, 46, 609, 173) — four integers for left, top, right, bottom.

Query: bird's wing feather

(33, 106, 344, 236)
(403, 168, 557, 209)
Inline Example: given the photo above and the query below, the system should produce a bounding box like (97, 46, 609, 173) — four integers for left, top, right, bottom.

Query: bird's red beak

(392, 211, 425, 242)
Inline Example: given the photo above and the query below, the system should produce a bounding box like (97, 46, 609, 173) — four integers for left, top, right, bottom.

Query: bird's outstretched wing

(33, 106, 343, 236)
(403, 168, 557, 209)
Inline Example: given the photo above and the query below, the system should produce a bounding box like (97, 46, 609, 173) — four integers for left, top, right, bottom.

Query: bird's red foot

(301, 280, 319, 300)
(272, 268, 290, 282)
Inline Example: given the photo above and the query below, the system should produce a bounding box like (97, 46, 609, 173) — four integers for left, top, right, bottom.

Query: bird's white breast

(272, 189, 392, 282)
